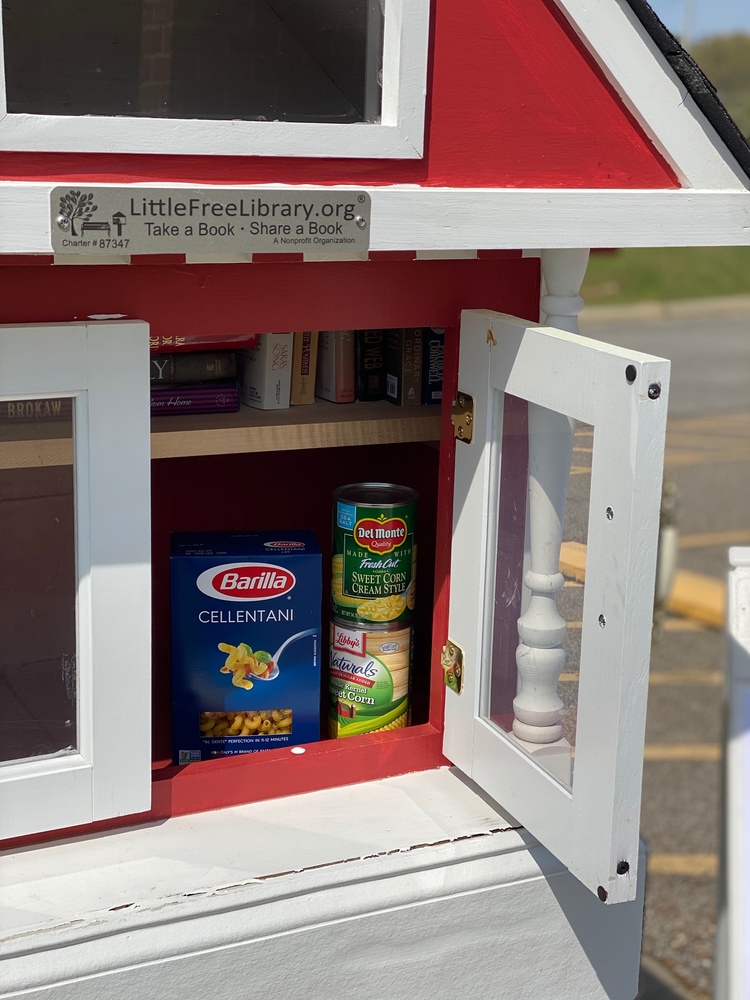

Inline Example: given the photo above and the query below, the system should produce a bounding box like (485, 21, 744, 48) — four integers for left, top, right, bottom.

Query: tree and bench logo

(57, 190, 127, 237)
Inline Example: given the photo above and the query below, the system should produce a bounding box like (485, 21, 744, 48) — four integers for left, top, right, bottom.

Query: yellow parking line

(643, 744, 721, 762)
(558, 670, 721, 685)
(680, 528, 750, 549)
(660, 617, 705, 632)
(665, 447, 750, 468)
(649, 670, 722, 685)
(647, 854, 718, 877)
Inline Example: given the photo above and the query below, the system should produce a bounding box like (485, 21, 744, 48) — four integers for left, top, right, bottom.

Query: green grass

(581, 247, 750, 306)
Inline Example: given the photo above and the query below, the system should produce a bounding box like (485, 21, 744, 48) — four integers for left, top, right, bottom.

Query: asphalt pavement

(578, 298, 750, 1000)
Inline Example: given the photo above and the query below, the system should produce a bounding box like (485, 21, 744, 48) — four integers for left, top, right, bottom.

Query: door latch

(451, 391, 474, 443)
(442, 640, 465, 694)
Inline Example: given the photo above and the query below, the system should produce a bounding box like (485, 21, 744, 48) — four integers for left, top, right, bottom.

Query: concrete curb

(579, 294, 750, 327)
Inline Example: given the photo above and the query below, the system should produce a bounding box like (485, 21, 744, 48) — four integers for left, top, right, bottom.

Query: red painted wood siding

(0, 0, 677, 189)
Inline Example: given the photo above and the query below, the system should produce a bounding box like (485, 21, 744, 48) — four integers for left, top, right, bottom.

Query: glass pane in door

(0, 399, 77, 763)
(484, 394, 593, 789)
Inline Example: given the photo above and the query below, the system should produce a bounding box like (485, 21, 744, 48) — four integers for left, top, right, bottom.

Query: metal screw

(598, 614, 607, 628)
(56, 214, 70, 230)
(457, 427, 464, 438)
(458, 394, 466, 408)
(597, 886, 608, 902)
(355, 215, 367, 229)
(606, 507, 614, 521)
(465, 414, 473, 426)
(648, 383, 661, 400)
(616, 861, 630, 875)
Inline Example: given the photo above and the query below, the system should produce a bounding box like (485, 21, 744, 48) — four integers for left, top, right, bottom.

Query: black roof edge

(626, 0, 750, 183)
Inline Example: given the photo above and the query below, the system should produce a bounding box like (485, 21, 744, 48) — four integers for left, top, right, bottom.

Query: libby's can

(328, 617, 413, 737)
(331, 482, 417, 625)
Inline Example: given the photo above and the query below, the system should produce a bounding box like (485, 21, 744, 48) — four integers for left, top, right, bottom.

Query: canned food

(328, 618, 412, 737)
(331, 482, 417, 624)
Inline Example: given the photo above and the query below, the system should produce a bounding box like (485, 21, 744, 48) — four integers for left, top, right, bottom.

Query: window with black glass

(3, 0, 384, 124)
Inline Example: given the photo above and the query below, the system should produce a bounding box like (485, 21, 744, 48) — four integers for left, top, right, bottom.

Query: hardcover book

(150, 352, 237, 383)
(150, 381, 239, 416)
(238, 334, 292, 410)
(290, 331, 319, 405)
(422, 328, 445, 405)
(149, 333, 259, 354)
(355, 330, 386, 402)
(385, 328, 424, 407)
(315, 330, 355, 403)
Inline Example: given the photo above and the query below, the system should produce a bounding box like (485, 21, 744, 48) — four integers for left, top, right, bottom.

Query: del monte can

(331, 483, 417, 625)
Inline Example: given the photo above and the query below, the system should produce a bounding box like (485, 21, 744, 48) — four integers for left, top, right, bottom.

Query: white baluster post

(511, 249, 590, 784)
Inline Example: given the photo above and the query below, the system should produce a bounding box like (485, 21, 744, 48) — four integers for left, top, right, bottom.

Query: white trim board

(2, 184, 750, 255)
(552, 0, 747, 191)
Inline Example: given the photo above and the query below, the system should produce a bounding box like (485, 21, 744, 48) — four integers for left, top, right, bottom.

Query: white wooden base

(0, 769, 644, 1000)
(512, 733, 574, 786)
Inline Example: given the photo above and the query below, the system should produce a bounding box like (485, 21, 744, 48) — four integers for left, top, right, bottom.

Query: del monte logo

(196, 562, 296, 602)
(354, 515, 407, 555)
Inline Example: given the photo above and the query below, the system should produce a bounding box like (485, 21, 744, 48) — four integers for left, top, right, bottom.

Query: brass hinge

(451, 391, 474, 443)
(442, 639, 465, 694)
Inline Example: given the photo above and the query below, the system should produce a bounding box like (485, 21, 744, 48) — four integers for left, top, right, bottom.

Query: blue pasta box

(171, 531, 322, 763)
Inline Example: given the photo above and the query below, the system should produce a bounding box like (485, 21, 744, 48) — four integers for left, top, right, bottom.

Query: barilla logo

(333, 624, 365, 656)
(354, 516, 407, 554)
(264, 541, 305, 549)
(196, 562, 296, 602)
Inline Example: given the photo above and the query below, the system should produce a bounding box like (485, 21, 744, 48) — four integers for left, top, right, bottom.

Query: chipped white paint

(0, 769, 646, 1000)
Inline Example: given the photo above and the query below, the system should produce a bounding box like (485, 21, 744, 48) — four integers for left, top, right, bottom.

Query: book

(422, 328, 445, 405)
(385, 328, 424, 406)
(290, 331, 319, 405)
(355, 330, 386, 401)
(150, 352, 237, 384)
(150, 381, 239, 416)
(315, 330, 355, 403)
(149, 333, 259, 354)
(237, 334, 292, 410)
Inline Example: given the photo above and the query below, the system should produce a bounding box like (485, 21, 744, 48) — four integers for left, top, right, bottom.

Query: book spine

(149, 333, 259, 354)
(355, 330, 386, 401)
(290, 331, 319, 405)
(385, 328, 424, 406)
(421, 328, 445, 404)
(150, 352, 237, 383)
(238, 334, 292, 410)
(150, 381, 239, 416)
(315, 331, 355, 403)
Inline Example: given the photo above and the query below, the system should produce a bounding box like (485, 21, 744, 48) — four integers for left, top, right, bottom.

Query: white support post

(511, 249, 590, 784)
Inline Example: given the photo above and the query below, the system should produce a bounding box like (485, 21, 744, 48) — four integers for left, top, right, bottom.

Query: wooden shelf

(0, 402, 441, 469)
(150, 400, 442, 459)
(0, 422, 73, 470)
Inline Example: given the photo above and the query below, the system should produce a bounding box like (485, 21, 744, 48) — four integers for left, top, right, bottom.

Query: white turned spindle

(512, 250, 589, 775)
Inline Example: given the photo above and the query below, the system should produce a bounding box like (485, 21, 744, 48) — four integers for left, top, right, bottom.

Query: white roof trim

(552, 0, 748, 191)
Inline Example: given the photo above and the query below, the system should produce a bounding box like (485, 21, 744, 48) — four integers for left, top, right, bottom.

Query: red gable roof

(0, 0, 677, 190)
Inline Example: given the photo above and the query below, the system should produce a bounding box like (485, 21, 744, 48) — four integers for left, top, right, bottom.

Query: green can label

(329, 620, 411, 737)
(332, 491, 417, 624)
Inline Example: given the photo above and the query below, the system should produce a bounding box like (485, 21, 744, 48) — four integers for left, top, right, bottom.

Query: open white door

(444, 309, 670, 904)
